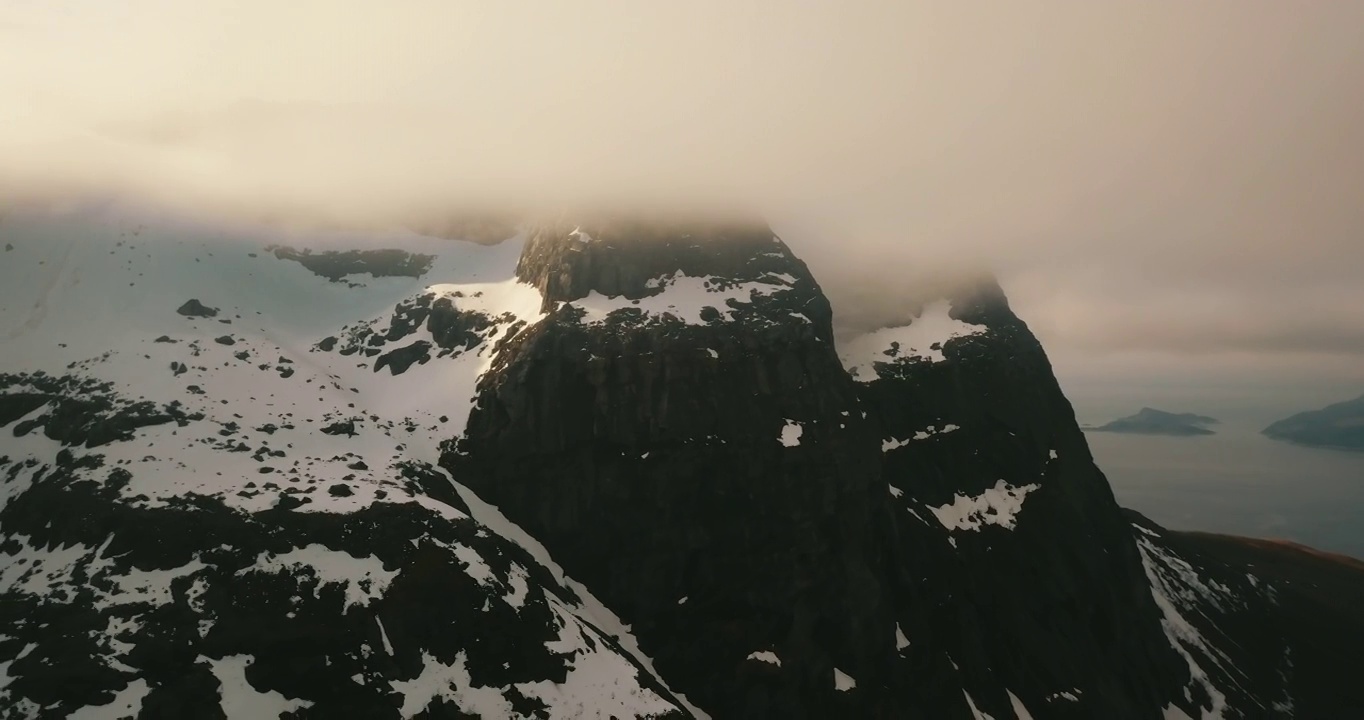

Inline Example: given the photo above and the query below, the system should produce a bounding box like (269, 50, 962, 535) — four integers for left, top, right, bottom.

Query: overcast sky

(2, 1, 1362, 417)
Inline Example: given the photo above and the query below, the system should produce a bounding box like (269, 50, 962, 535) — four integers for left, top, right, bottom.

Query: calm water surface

(1086, 426, 1364, 559)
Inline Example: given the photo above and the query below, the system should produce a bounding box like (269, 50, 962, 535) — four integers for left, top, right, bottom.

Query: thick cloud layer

(3, 1, 1362, 411)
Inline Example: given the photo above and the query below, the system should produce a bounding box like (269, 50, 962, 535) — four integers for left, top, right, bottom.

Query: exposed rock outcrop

(176, 299, 219, 318)
(269, 246, 435, 283)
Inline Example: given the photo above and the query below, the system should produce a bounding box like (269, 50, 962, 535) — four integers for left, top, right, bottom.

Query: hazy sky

(2, 1, 1362, 416)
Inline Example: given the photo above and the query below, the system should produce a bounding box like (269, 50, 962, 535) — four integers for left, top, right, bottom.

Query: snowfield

(0, 204, 700, 719)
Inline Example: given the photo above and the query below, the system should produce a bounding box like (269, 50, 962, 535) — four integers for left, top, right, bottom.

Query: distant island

(1263, 395, 1364, 451)
(1085, 407, 1219, 436)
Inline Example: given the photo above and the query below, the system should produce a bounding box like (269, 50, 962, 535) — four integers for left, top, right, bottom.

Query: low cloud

(2, 1, 1362, 394)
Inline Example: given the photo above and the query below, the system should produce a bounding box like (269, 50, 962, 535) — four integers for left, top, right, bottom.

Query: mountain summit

(1, 206, 1361, 718)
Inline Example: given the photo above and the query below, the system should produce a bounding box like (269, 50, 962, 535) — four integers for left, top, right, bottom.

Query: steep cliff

(843, 282, 1256, 718)
(446, 220, 900, 716)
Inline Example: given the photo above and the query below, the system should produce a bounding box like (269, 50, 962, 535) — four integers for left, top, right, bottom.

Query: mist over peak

(3, 1, 1363, 407)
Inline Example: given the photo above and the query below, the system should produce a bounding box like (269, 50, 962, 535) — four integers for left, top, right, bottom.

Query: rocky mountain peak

(2, 206, 1361, 718)
(514, 218, 829, 325)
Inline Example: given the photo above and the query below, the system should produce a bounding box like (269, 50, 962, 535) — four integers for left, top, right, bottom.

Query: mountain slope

(1, 204, 1361, 718)
(0, 205, 698, 718)
(843, 281, 1258, 719)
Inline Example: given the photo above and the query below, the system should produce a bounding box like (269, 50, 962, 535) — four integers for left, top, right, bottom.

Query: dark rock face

(850, 286, 1207, 717)
(1262, 394, 1364, 450)
(428, 297, 498, 351)
(448, 221, 902, 716)
(374, 341, 432, 376)
(320, 419, 358, 437)
(1, 372, 196, 448)
(269, 246, 435, 283)
(1089, 407, 1218, 436)
(176, 299, 219, 318)
(444, 223, 1361, 718)
(317, 290, 516, 377)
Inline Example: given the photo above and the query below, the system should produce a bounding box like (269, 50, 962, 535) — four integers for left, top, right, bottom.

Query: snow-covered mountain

(1, 204, 1360, 718)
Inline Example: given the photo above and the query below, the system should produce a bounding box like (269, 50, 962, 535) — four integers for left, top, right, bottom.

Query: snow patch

(780, 420, 803, 447)
(503, 563, 531, 610)
(834, 668, 856, 692)
(884, 423, 960, 450)
(238, 545, 396, 611)
(841, 300, 986, 380)
(66, 679, 151, 720)
(391, 651, 514, 719)
(448, 541, 496, 588)
(205, 654, 313, 719)
(930, 480, 1039, 532)
(376, 617, 395, 656)
(1008, 691, 1035, 720)
(746, 651, 781, 667)
(567, 271, 798, 326)
(515, 596, 684, 719)
(98, 558, 208, 611)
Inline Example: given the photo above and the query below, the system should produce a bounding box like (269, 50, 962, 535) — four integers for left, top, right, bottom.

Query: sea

(1081, 419, 1364, 560)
